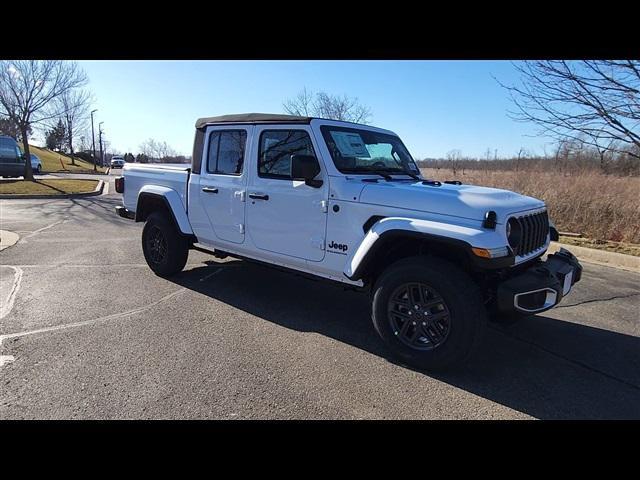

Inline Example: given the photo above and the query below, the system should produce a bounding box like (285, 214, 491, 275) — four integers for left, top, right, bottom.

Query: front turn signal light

(472, 246, 509, 258)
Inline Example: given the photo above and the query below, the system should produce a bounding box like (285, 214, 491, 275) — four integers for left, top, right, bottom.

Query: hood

(358, 180, 545, 223)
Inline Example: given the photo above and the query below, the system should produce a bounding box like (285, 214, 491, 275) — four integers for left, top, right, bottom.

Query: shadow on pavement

(9, 194, 133, 228)
(169, 259, 640, 420)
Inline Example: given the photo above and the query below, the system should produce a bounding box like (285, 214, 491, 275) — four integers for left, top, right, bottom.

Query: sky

(76, 60, 556, 159)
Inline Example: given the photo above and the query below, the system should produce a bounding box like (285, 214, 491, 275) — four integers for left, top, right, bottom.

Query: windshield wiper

(366, 170, 393, 181)
(397, 167, 421, 181)
(387, 161, 421, 180)
(342, 168, 393, 181)
(370, 167, 421, 181)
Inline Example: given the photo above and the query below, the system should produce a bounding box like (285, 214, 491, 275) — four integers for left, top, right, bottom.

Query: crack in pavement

(490, 325, 640, 392)
(556, 292, 640, 309)
(0, 266, 23, 320)
(17, 219, 68, 244)
(0, 288, 187, 363)
(0, 266, 224, 366)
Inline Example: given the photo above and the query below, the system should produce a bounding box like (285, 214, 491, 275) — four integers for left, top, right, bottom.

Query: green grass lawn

(0, 179, 99, 195)
(24, 145, 107, 174)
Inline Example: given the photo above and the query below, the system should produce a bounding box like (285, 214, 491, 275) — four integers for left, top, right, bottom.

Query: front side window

(206, 130, 247, 175)
(320, 125, 419, 175)
(258, 130, 317, 179)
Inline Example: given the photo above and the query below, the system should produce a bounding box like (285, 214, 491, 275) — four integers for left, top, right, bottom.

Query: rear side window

(0, 137, 18, 160)
(206, 130, 247, 175)
(258, 130, 316, 179)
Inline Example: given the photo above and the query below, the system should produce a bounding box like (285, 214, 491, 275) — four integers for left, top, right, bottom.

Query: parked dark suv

(0, 135, 25, 178)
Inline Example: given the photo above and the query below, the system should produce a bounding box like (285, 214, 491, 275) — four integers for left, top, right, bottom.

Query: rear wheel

(371, 256, 486, 371)
(142, 211, 189, 277)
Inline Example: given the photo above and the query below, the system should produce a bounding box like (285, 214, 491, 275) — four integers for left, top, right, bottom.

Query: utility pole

(90, 109, 98, 171)
(98, 122, 104, 168)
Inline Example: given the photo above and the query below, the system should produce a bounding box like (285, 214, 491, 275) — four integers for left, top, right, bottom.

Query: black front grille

(514, 210, 549, 257)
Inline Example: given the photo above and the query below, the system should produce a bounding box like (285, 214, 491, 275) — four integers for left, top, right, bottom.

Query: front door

(247, 126, 327, 262)
(198, 126, 252, 244)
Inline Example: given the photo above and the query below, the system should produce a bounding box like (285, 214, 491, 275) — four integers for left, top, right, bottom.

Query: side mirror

(291, 154, 323, 188)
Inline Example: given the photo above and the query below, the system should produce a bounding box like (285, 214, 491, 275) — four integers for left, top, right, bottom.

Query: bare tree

(78, 132, 89, 153)
(515, 147, 531, 172)
(516, 147, 527, 161)
(446, 149, 462, 176)
(103, 140, 111, 163)
(283, 87, 315, 117)
(283, 88, 372, 124)
(50, 89, 92, 166)
(498, 61, 640, 159)
(157, 141, 177, 162)
(138, 138, 154, 160)
(139, 138, 177, 163)
(0, 117, 32, 142)
(0, 61, 88, 180)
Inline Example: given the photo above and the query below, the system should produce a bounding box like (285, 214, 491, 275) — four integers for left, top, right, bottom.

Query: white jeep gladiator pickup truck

(115, 113, 582, 370)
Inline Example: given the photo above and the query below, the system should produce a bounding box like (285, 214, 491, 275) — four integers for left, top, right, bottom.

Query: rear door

(246, 125, 328, 262)
(198, 125, 252, 244)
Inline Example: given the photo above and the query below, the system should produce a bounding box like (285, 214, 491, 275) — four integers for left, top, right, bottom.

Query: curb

(548, 242, 640, 273)
(43, 171, 109, 175)
(0, 230, 19, 251)
(0, 180, 104, 200)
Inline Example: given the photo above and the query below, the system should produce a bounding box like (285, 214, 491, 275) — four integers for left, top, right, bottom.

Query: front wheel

(371, 256, 486, 371)
(142, 211, 189, 277)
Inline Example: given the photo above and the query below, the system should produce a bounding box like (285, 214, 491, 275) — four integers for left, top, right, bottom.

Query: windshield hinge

(320, 200, 328, 213)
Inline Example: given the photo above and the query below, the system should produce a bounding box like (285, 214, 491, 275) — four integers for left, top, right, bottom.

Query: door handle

(248, 193, 269, 201)
(202, 187, 218, 194)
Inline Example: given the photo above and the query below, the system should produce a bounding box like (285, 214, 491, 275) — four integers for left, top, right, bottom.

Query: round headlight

(507, 217, 522, 250)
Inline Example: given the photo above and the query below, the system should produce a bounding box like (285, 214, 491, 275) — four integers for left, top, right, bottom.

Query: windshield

(320, 125, 420, 176)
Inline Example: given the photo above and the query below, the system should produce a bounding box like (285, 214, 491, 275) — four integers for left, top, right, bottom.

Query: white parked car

(111, 156, 125, 168)
(114, 113, 582, 370)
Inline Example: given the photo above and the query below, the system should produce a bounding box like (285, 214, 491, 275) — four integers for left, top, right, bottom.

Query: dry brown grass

(557, 236, 640, 257)
(420, 168, 640, 244)
(0, 179, 99, 195)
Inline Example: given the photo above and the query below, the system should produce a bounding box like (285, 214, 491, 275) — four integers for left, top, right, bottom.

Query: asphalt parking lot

(1, 171, 639, 419)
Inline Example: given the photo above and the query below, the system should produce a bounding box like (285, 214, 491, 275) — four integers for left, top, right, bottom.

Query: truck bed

(122, 163, 191, 214)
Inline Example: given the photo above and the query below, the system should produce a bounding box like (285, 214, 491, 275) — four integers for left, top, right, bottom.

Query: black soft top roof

(195, 113, 312, 129)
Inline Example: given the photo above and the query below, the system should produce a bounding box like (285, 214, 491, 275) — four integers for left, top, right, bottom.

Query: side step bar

(191, 243, 228, 259)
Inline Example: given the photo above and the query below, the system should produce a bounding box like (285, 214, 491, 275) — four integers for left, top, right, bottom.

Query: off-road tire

(372, 256, 487, 371)
(142, 211, 189, 277)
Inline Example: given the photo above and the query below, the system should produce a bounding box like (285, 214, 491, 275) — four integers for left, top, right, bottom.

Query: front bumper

(496, 248, 582, 315)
